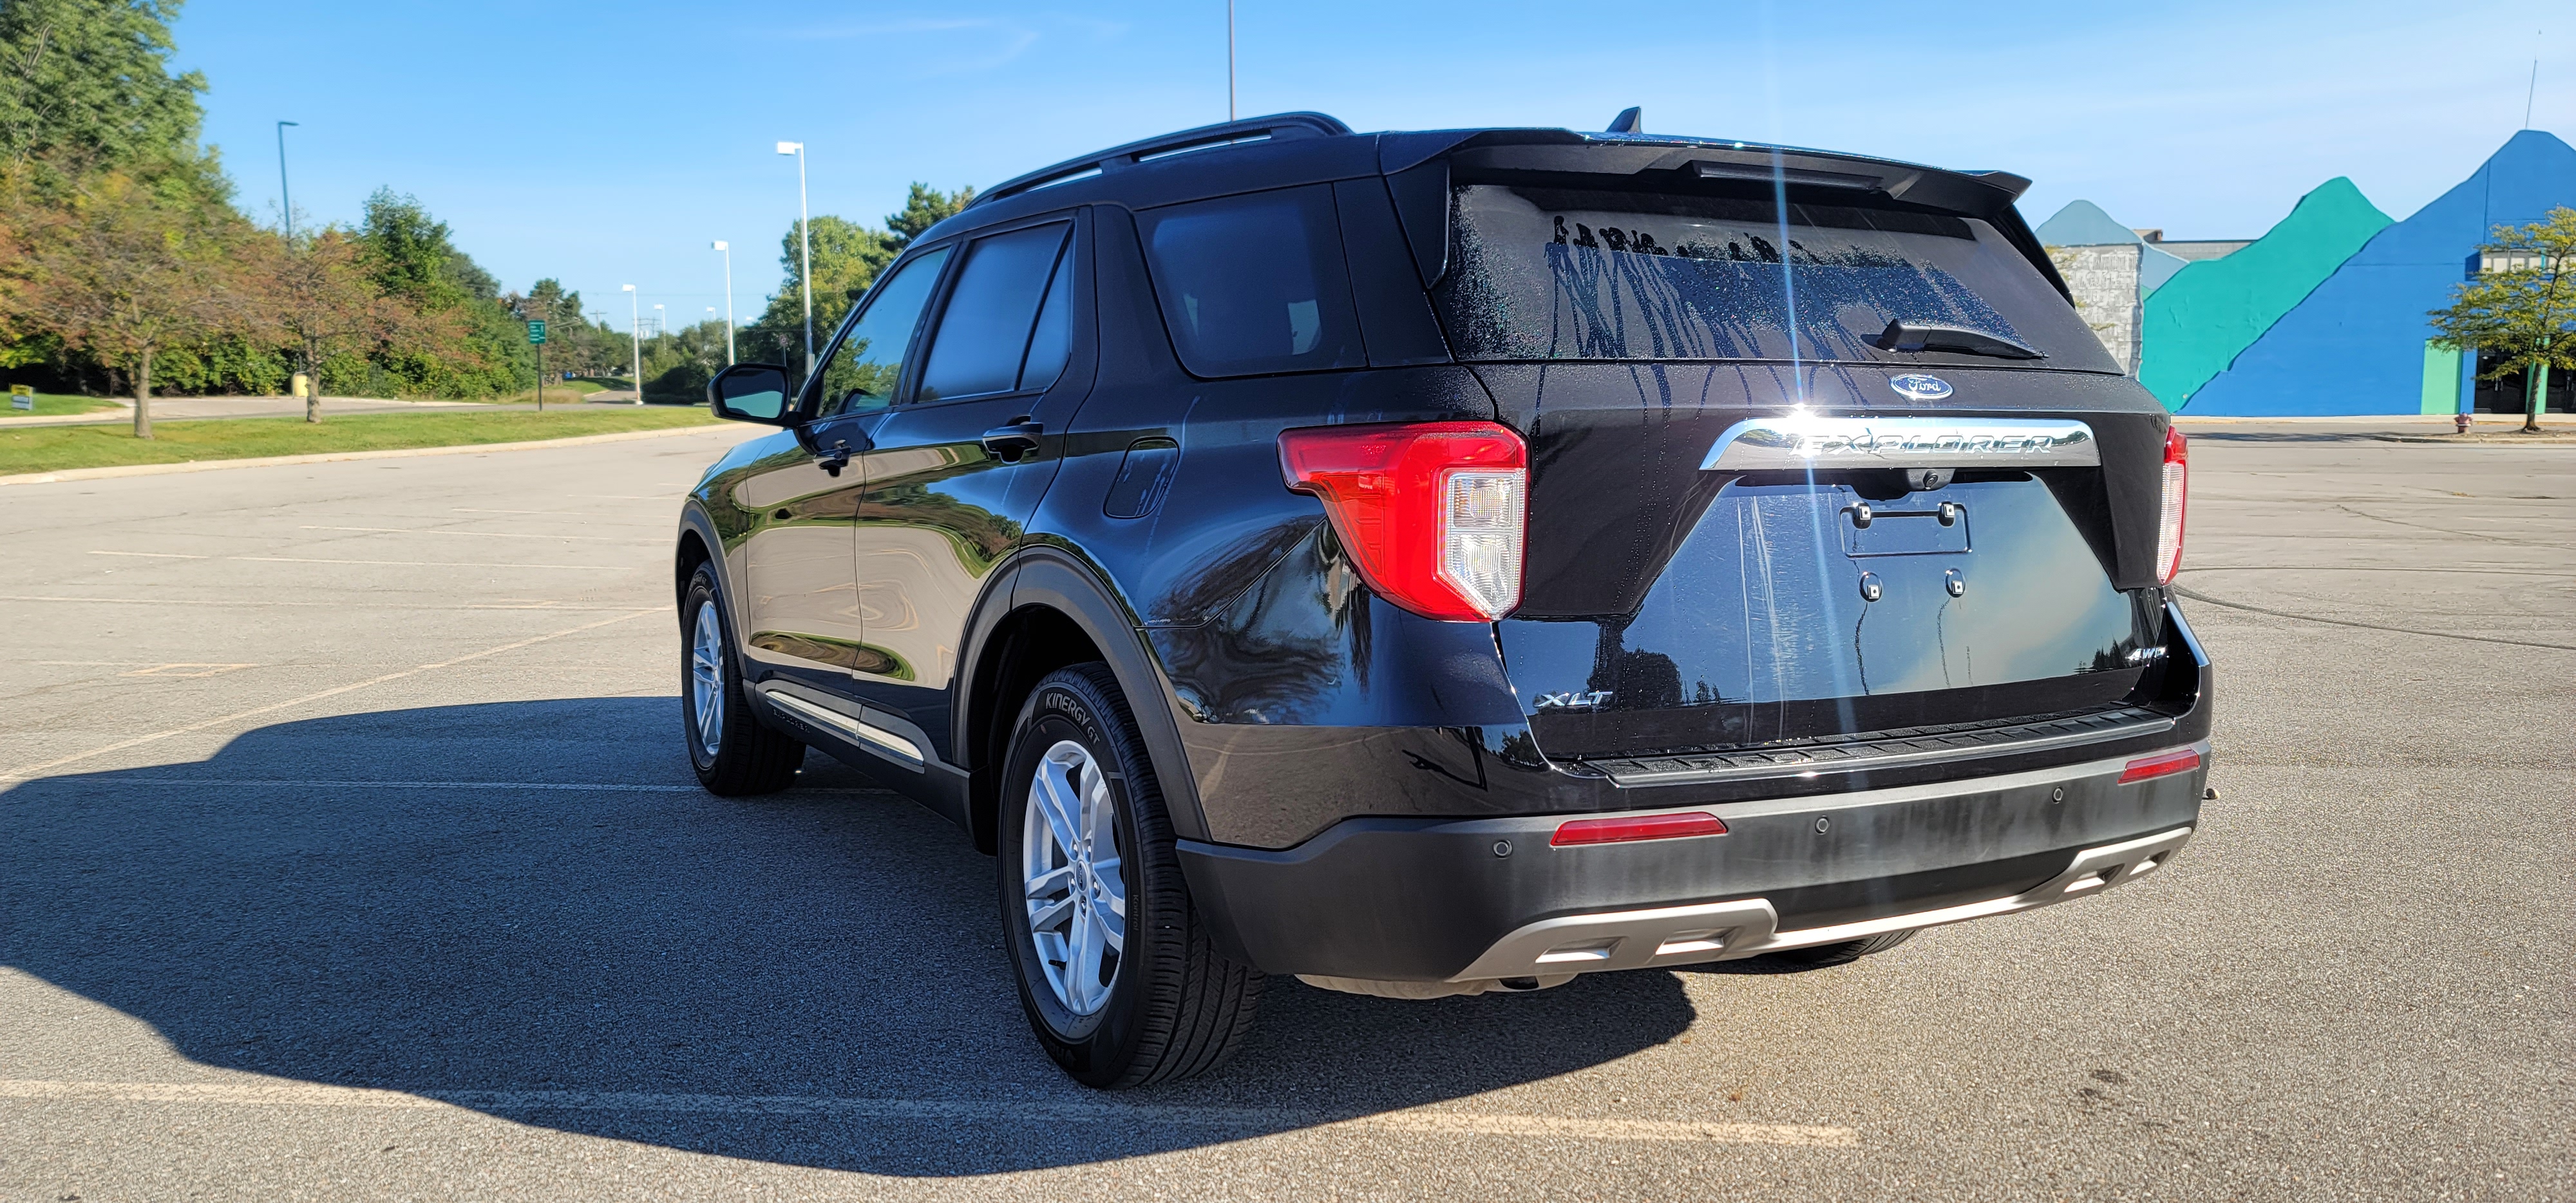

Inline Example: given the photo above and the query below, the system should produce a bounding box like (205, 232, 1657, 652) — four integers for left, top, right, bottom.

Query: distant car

(674, 111, 2213, 1088)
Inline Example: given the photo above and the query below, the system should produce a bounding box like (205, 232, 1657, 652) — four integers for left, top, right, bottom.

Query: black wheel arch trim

(960, 544, 1211, 850)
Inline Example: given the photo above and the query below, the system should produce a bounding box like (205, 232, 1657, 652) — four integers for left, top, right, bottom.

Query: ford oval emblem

(1889, 374, 1953, 402)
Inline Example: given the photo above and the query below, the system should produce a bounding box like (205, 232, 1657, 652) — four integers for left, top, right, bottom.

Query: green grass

(1, 406, 722, 475)
(3, 392, 126, 418)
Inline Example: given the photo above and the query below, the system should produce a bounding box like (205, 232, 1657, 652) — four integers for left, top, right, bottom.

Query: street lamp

(276, 121, 299, 238)
(654, 303, 665, 340)
(711, 240, 735, 365)
(621, 284, 643, 406)
(776, 140, 811, 379)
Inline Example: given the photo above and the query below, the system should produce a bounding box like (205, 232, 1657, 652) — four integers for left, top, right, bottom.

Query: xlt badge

(1533, 690, 1613, 711)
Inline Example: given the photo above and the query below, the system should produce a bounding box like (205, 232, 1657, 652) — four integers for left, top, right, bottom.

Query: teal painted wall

(2140, 178, 2391, 410)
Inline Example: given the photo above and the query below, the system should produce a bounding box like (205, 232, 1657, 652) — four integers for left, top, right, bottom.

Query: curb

(2372, 433, 2576, 445)
(0, 422, 739, 488)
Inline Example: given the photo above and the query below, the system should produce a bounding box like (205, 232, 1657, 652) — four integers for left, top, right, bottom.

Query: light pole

(654, 303, 665, 340)
(712, 240, 735, 365)
(622, 284, 643, 405)
(775, 140, 811, 381)
(1227, 1, 1236, 120)
(276, 120, 299, 237)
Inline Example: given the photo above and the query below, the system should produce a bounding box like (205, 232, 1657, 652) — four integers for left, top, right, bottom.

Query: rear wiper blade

(1873, 320, 2044, 361)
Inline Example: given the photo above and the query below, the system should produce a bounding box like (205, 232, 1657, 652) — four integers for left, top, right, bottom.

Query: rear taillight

(2117, 748, 2201, 784)
(1551, 811, 1728, 847)
(2157, 426, 2188, 585)
(1278, 421, 1526, 621)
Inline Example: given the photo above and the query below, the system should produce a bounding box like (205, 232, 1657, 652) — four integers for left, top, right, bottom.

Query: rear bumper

(1177, 743, 2208, 983)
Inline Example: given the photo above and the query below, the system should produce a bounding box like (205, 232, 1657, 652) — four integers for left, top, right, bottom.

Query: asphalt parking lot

(2, 422, 2568, 1201)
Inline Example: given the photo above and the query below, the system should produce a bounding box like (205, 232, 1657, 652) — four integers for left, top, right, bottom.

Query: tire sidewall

(681, 569, 728, 774)
(998, 673, 1150, 1073)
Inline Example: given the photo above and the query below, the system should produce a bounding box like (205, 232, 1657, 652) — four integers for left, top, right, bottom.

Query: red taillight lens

(2117, 748, 2201, 784)
(2157, 426, 2188, 585)
(1550, 811, 1728, 847)
(1278, 421, 1526, 621)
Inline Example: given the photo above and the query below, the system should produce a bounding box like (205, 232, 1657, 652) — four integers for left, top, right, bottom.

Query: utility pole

(712, 240, 736, 365)
(777, 141, 812, 382)
(276, 121, 299, 237)
(622, 284, 643, 405)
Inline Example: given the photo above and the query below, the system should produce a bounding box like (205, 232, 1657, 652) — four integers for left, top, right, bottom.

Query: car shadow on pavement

(1, 698, 1696, 1175)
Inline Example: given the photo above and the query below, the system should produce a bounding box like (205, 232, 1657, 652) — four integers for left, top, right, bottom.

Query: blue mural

(2184, 130, 2576, 415)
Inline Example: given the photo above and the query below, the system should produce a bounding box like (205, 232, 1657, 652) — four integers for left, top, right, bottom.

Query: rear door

(849, 211, 1093, 761)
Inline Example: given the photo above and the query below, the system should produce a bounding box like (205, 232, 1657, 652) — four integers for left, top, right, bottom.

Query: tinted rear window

(1436, 184, 2112, 370)
(919, 222, 1071, 403)
(1139, 185, 1366, 377)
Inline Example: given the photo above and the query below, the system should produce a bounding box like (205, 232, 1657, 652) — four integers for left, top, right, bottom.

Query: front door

(732, 245, 951, 688)
(852, 211, 1094, 761)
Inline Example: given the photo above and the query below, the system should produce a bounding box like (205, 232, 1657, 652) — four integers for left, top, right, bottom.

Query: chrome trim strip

(1448, 825, 2193, 982)
(1589, 713, 2177, 788)
(1701, 415, 2100, 471)
(759, 688, 925, 770)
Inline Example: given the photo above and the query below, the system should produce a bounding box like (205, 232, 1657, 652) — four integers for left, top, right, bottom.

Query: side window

(815, 245, 949, 415)
(916, 222, 1072, 404)
(1018, 238, 1076, 393)
(1138, 185, 1365, 377)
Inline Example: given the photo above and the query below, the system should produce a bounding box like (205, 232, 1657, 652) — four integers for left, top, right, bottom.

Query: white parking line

(301, 525, 642, 542)
(237, 556, 625, 570)
(0, 611, 658, 779)
(0, 1079, 1857, 1147)
(0, 776, 892, 795)
(88, 550, 209, 559)
(0, 595, 657, 611)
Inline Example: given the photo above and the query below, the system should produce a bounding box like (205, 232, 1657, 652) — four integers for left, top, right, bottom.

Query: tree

(357, 189, 520, 398)
(2430, 207, 2576, 432)
(262, 228, 413, 422)
(5, 169, 254, 436)
(0, 0, 205, 175)
(745, 183, 974, 371)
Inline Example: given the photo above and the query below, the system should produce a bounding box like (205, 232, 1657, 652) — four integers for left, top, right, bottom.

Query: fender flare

(958, 545, 1211, 846)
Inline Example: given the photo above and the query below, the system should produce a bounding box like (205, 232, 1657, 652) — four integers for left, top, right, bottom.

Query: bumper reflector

(2118, 748, 2202, 784)
(1550, 811, 1728, 847)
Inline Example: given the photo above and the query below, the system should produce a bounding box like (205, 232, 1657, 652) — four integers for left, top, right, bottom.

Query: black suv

(676, 111, 2212, 1088)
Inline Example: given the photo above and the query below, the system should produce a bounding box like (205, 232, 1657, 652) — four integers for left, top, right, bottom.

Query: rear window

(1139, 185, 1366, 377)
(1435, 184, 2111, 369)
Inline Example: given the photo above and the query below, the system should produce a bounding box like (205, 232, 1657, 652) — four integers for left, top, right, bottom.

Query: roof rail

(969, 111, 1352, 208)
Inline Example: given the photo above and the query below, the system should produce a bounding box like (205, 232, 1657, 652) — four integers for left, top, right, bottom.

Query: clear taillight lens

(1278, 421, 1527, 621)
(2157, 426, 2188, 585)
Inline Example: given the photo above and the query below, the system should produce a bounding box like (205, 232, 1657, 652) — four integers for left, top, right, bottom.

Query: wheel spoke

(1023, 864, 1074, 900)
(1032, 762, 1081, 855)
(1065, 903, 1098, 1010)
(1027, 895, 1073, 933)
(1094, 904, 1125, 954)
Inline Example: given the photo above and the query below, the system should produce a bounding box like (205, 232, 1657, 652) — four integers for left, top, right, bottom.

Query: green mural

(2141, 178, 2392, 410)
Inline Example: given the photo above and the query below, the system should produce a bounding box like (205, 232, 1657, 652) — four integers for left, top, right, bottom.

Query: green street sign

(526, 320, 547, 345)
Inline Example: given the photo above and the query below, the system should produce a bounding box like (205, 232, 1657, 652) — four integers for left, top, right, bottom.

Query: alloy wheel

(689, 602, 725, 761)
(1021, 739, 1126, 1015)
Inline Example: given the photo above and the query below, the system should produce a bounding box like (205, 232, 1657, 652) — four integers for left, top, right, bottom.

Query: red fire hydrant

(2456, 412, 2474, 435)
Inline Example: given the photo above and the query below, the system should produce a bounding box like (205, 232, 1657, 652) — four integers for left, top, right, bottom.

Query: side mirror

(708, 363, 793, 424)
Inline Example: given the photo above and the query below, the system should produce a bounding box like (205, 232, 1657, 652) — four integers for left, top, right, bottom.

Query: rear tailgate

(1486, 361, 2172, 761)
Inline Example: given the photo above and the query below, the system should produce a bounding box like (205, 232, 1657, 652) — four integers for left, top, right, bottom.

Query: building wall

(2184, 130, 2576, 416)
(2143, 177, 2391, 411)
(2047, 243, 2141, 372)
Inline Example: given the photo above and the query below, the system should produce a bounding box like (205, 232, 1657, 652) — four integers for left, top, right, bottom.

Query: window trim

(898, 211, 1083, 411)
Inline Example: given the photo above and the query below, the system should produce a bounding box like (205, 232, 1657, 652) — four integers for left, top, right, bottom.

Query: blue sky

(173, 1, 2568, 330)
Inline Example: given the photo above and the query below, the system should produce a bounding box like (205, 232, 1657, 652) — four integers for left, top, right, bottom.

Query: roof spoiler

(970, 112, 1353, 209)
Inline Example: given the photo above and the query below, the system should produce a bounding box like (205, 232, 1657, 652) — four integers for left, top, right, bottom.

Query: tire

(1752, 928, 1917, 970)
(681, 564, 803, 795)
(997, 663, 1261, 1089)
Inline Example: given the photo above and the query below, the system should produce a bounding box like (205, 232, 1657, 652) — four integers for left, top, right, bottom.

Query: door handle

(816, 439, 851, 477)
(980, 421, 1043, 461)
